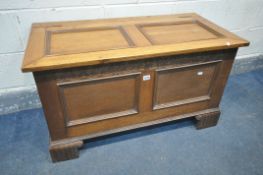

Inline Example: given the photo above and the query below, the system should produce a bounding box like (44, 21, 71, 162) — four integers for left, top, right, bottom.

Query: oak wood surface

(34, 49, 238, 140)
(26, 14, 249, 162)
(153, 61, 220, 110)
(58, 73, 140, 126)
(49, 140, 83, 162)
(195, 110, 221, 129)
(22, 13, 249, 72)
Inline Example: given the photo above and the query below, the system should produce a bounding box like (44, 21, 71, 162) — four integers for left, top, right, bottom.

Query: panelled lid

(22, 13, 249, 72)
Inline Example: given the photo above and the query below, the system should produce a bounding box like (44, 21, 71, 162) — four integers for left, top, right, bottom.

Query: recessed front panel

(58, 73, 140, 126)
(154, 61, 221, 110)
(47, 27, 134, 55)
(137, 21, 221, 45)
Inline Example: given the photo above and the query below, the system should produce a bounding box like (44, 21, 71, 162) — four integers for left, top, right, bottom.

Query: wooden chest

(22, 13, 249, 162)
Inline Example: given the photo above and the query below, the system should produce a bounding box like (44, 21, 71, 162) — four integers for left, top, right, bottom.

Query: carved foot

(49, 140, 83, 162)
(195, 110, 221, 129)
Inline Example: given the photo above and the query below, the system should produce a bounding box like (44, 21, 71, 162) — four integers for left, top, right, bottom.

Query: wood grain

(49, 140, 83, 162)
(26, 14, 249, 162)
(46, 26, 134, 55)
(137, 21, 219, 45)
(195, 110, 221, 129)
(22, 13, 249, 72)
(57, 73, 141, 126)
(153, 61, 221, 110)
(33, 49, 238, 139)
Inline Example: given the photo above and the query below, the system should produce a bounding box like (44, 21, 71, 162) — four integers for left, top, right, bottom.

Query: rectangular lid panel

(137, 21, 221, 45)
(46, 26, 134, 55)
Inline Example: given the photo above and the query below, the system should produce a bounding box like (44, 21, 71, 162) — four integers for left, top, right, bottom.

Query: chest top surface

(22, 13, 249, 72)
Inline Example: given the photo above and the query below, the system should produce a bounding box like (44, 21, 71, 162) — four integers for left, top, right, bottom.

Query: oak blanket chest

(22, 13, 249, 162)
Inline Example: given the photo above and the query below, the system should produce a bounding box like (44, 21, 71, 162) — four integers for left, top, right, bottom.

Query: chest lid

(22, 13, 249, 72)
